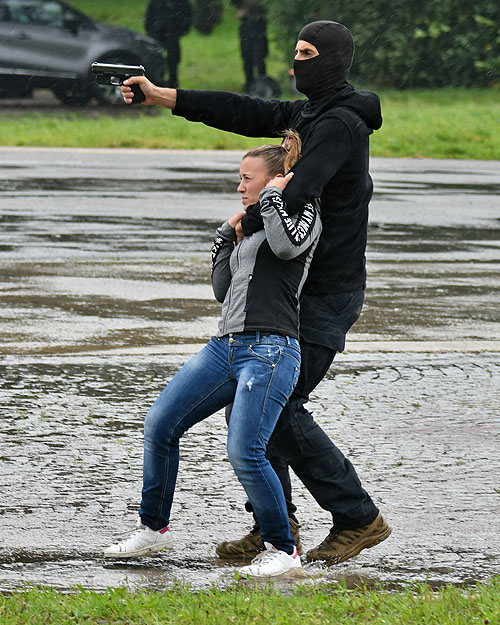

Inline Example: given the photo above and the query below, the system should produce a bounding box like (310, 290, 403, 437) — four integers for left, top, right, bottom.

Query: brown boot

(216, 518, 303, 560)
(306, 513, 392, 564)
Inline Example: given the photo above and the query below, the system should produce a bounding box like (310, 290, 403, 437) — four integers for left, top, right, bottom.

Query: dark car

(0, 0, 164, 104)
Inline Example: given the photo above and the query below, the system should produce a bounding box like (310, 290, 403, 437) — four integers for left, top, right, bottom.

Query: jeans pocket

(278, 350, 301, 399)
(248, 343, 282, 366)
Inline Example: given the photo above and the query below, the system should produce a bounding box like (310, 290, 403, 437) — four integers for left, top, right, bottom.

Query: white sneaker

(236, 542, 302, 578)
(103, 518, 173, 559)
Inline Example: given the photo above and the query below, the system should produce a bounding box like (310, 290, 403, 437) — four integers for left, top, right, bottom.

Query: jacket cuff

(172, 89, 203, 117)
(218, 221, 237, 241)
(259, 186, 282, 210)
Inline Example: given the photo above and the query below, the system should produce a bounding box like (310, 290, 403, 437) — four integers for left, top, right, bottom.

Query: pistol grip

(131, 83, 145, 104)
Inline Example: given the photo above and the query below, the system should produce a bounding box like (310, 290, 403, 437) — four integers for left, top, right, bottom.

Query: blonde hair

(242, 129, 302, 177)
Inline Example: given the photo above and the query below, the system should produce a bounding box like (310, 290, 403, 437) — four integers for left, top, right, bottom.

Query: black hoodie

(173, 83, 382, 346)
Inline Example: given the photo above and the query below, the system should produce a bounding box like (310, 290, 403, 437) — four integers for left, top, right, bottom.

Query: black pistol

(91, 62, 146, 103)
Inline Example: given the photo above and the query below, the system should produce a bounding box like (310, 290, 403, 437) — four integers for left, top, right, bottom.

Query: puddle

(0, 351, 498, 591)
(0, 177, 238, 195)
(0, 149, 499, 591)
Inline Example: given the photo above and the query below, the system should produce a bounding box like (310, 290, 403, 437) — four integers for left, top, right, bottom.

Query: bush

(266, 0, 500, 88)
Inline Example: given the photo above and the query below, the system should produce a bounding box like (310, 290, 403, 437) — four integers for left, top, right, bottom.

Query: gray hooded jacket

(211, 186, 322, 339)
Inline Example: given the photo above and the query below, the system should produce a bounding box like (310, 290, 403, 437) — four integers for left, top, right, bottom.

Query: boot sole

(306, 525, 392, 564)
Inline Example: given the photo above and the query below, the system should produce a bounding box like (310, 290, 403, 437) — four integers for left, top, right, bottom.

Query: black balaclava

(293, 21, 354, 101)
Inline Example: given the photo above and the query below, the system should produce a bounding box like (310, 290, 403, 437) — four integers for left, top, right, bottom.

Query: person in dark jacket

(231, 0, 268, 92)
(103, 134, 322, 579)
(145, 0, 192, 88)
(120, 20, 392, 566)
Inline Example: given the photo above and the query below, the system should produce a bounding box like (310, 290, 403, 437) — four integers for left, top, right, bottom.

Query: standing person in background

(231, 0, 268, 93)
(145, 0, 192, 88)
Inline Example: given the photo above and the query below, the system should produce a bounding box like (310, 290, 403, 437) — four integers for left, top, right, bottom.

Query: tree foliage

(266, 0, 500, 87)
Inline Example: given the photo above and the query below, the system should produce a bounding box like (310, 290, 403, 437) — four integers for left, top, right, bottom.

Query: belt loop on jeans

(255, 331, 261, 343)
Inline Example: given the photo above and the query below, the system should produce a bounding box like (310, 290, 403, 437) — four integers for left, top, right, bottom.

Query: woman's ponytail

(241, 129, 302, 178)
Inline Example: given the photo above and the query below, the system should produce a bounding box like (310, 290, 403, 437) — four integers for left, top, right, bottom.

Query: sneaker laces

(119, 518, 147, 542)
(249, 545, 280, 565)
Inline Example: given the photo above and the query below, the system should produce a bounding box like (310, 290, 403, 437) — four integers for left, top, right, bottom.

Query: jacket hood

(302, 84, 382, 131)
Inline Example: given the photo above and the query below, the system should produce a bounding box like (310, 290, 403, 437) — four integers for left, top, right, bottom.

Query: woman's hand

(266, 171, 294, 191)
(228, 211, 246, 243)
(234, 222, 244, 243)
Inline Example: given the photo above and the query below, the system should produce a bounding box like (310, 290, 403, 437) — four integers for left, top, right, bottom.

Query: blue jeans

(140, 332, 301, 553)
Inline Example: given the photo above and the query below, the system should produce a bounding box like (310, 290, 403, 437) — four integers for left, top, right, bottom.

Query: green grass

(0, 579, 499, 625)
(372, 88, 500, 160)
(1, 109, 271, 149)
(2, 88, 498, 157)
(1, 0, 498, 158)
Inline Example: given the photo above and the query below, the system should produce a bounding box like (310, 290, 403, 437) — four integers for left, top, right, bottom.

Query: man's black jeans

(265, 338, 379, 530)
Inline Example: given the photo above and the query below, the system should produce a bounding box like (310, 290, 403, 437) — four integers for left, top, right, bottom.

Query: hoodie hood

(301, 83, 382, 131)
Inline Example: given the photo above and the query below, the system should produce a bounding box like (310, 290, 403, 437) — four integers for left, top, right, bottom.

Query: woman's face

(238, 156, 271, 209)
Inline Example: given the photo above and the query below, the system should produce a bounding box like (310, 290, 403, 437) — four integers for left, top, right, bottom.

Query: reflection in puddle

(0, 177, 238, 195)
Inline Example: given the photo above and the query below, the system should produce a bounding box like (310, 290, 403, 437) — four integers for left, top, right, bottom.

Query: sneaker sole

(103, 543, 173, 559)
(216, 540, 303, 560)
(239, 566, 305, 579)
(306, 524, 392, 564)
(218, 543, 303, 560)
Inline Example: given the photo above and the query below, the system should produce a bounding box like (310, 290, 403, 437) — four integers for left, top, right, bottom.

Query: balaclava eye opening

(293, 21, 354, 101)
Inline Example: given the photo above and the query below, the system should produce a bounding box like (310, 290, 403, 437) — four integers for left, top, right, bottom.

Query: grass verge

(0, 578, 499, 625)
(1, 88, 499, 158)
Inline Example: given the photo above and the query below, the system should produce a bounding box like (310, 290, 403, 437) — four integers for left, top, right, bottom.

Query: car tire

(246, 76, 281, 99)
(92, 81, 124, 106)
(0, 77, 33, 99)
(52, 83, 91, 106)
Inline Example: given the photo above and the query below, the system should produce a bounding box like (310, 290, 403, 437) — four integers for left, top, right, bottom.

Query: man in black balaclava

(114, 21, 392, 568)
(293, 20, 354, 98)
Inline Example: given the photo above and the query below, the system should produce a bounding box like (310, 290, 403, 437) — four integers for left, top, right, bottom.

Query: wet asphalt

(0, 147, 499, 591)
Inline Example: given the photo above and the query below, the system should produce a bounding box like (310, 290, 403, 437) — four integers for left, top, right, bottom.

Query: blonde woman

(104, 132, 322, 577)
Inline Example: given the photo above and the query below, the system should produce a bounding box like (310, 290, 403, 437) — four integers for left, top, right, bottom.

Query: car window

(5, 0, 65, 27)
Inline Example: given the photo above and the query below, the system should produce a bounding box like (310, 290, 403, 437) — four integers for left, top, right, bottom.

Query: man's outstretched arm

(121, 76, 293, 138)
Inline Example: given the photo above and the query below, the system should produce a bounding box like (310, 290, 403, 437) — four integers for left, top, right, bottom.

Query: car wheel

(92, 81, 124, 106)
(0, 77, 33, 99)
(52, 83, 91, 106)
(247, 76, 281, 99)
